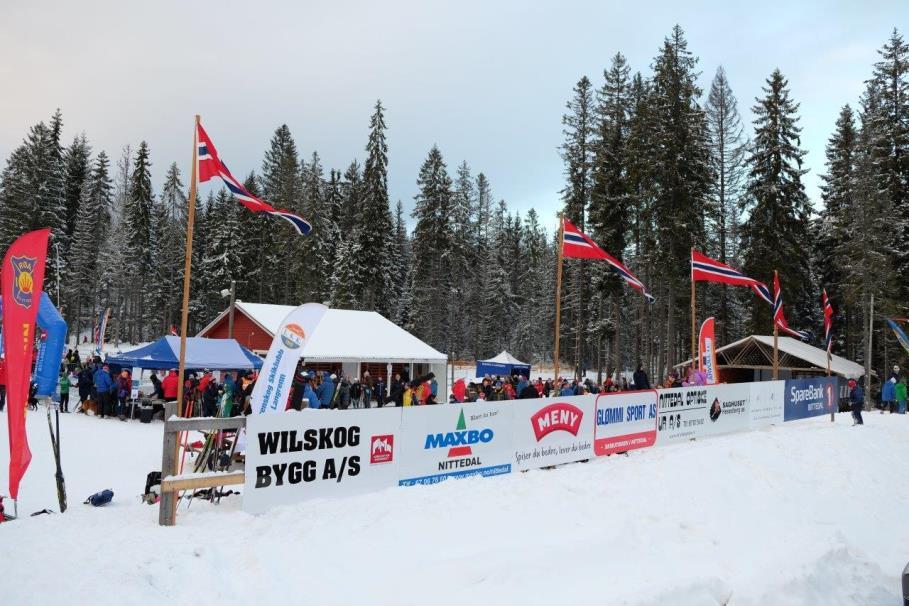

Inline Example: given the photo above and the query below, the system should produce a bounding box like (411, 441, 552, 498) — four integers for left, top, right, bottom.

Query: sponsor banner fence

(397, 402, 514, 486)
(784, 377, 838, 421)
(748, 380, 785, 429)
(594, 390, 658, 456)
(512, 395, 595, 470)
(655, 383, 751, 446)
(243, 407, 402, 514)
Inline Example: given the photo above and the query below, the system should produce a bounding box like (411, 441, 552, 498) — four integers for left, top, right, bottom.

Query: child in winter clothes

(896, 378, 907, 415)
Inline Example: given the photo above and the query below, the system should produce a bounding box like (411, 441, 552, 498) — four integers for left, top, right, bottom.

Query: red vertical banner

(2, 228, 50, 500)
(698, 317, 719, 385)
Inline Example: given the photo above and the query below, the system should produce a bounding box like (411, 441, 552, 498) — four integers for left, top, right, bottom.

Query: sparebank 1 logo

(280, 323, 306, 349)
(530, 403, 583, 441)
(424, 408, 494, 471)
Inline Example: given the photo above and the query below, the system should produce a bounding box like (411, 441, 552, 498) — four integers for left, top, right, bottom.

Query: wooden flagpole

(690, 248, 696, 369)
(553, 216, 564, 384)
(169, 115, 200, 521)
(772, 270, 779, 380)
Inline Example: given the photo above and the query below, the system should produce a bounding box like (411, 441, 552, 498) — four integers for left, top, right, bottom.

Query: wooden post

(827, 338, 833, 422)
(159, 401, 178, 526)
(170, 115, 200, 523)
(690, 248, 696, 369)
(864, 293, 874, 410)
(553, 217, 565, 383)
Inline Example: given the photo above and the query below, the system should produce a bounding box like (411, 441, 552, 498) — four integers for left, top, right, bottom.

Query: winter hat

(330, 374, 337, 380)
(848, 379, 857, 388)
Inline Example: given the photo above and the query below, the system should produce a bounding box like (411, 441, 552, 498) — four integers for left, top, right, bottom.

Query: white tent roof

(481, 351, 529, 366)
(230, 301, 447, 363)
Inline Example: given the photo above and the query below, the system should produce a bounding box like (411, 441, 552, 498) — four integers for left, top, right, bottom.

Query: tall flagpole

(170, 115, 199, 518)
(772, 270, 779, 380)
(553, 216, 565, 383)
(690, 248, 696, 368)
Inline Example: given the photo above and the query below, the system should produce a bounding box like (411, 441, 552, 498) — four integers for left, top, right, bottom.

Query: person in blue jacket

(93, 363, 115, 418)
(303, 376, 320, 409)
(317, 372, 336, 408)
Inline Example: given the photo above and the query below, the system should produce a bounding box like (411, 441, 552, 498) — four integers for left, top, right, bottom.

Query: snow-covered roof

(227, 301, 447, 363)
(481, 351, 529, 366)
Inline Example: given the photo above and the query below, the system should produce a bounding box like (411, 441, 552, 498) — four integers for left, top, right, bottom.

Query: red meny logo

(370, 434, 394, 464)
(530, 403, 583, 441)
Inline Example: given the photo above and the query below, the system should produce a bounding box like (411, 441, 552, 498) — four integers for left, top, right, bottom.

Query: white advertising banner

(250, 303, 327, 414)
(243, 407, 402, 514)
(512, 395, 596, 470)
(397, 402, 514, 486)
(655, 383, 751, 447)
(749, 380, 785, 429)
(593, 390, 658, 456)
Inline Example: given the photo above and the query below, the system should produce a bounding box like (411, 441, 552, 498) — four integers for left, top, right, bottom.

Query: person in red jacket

(161, 369, 178, 402)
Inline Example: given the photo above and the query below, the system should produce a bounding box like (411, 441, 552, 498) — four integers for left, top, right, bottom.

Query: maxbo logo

(530, 403, 583, 441)
(370, 435, 394, 465)
(424, 408, 494, 458)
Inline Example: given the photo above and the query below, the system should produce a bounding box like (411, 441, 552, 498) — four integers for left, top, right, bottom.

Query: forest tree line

(0, 26, 906, 380)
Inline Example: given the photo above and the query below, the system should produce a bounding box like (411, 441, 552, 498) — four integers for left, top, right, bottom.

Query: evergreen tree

(62, 134, 92, 249)
(235, 172, 270, 301)
(204, 188, 241, 311)
(740, 69, 813, 333)
(360, 100, 396, 315)
(389, 199, 410, 320)
(560, 75, 595, 374)
(152, 163, 187, 332)
(704, 66, 748, 343)
(449, 161, 476, 356)
(301, 151, 333, 303)
(650, 25, 710, 367)
(124, 141, 155, 341)
(409, 146, 452, 347)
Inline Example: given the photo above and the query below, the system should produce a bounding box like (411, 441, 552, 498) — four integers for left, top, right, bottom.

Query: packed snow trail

(1, 409, 905, 605)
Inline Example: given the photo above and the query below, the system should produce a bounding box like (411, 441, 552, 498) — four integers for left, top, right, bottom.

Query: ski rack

(159, 401, 246, 526)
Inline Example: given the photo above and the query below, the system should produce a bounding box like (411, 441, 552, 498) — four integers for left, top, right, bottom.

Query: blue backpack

(84, 489, 114, 507)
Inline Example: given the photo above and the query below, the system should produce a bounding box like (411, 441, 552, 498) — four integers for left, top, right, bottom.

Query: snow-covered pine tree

(62, 134, 92, 250)
(151, 162, 187, 334)
(650, 25, 710, 368)
(124, 141, 155, 342)
(511, 208, 551, 363)
(337, 161, 365, 303)
(261, 124, 304, 304)
(301, 151, 333, 303)
(740, 69, 813, 334)
(389, 200, 410, 322)
(70, 151, 112, 342)
(330, 238, 362, 309)
(188, 193, 211, 332)
(409, 145, 453, 349)
(235, 172, 270, 302)
(704, 66, 748, 343)
(590, 52, 632, 376)
(868, 29, 909, 310)
(203, 188, 241, 322)
(560, 75, 595, 375)
(360, 100, 396, 316)
(102, 146, 131, 345)
(449, 161, 476, 357)
(818, 105, 857, 355)
(465, 173, 494, 357)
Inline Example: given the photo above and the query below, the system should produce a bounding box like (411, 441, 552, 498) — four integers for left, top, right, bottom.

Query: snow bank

(2, 408, 907, 605)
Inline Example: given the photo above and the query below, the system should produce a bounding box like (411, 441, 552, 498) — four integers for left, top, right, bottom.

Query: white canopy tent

(202, 301, 449, 396)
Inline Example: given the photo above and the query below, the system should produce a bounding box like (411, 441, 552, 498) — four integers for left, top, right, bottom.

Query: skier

(849, 379, 864, 426)
(58, 370, 71, 413)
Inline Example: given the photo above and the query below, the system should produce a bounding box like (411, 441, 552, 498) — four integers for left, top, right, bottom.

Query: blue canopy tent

(476, 351, 531, 378)
(105, 336, 262, 371)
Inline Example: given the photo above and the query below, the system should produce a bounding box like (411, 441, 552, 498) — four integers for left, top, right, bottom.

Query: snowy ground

(2, 408, 907, 605)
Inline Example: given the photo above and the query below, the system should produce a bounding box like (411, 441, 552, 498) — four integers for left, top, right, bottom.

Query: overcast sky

(1, 1, 906, 233)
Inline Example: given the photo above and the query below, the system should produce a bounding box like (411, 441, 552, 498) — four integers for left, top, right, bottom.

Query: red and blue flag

(773, 272, 809, 340)
(562, 218, 654, 302)
(822, 289, 833, 352)
(690, 250, 772, 305)
(197, 123, 312, 236)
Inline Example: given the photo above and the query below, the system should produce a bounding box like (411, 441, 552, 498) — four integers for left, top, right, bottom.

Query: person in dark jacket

(849, 379, 864, 426)
(389, 374, 403, 407)
(337, 376, 351, 409)
(202, 378, 220, 417)
(375, 377, 386, 407)
(149, 371, 164, 399)
(519, 382, 539, 399)
(633, 364, 650, 390)
(78, 364, 94, 409)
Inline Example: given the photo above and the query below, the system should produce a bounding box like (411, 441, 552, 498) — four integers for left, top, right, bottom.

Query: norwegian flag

(169, 324, 178, 336)
(562, 218, 654, 302)
(197, 123, 312, 236)
(690, 250, 772, 305)
(822, 289, 833, 353)
(773, 272, 810, 340)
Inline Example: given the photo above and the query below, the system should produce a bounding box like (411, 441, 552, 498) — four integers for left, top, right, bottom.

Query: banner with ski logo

(2, 228, 50, 500)
(698, 317, 719, 384)
(562, 218, 653, 301)
(250, 303, 328, 414)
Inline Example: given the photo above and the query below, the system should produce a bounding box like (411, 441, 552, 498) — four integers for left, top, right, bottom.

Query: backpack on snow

(84, 489, 114, 507)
